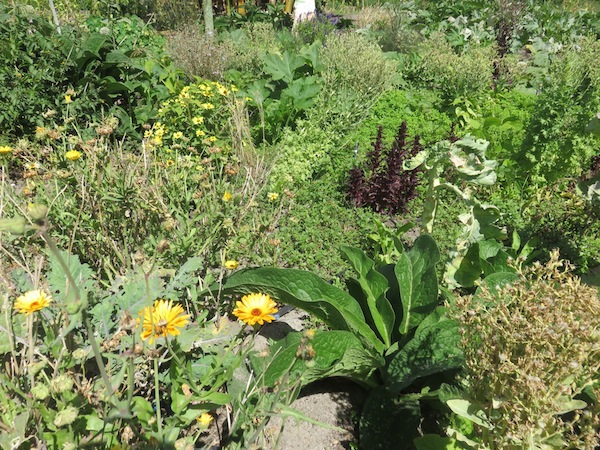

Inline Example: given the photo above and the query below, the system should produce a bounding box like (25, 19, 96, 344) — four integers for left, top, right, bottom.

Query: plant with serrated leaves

(418, 252, 600, 449)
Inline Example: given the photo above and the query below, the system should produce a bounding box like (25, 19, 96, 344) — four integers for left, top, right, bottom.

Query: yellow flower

(222, 191, 232, 202)
(195, 129, 205, 137)
(35, 126, 48, 140)
(14, 289, 52, 315)
(198, 413, 213, 427)
(65, 150, 82, 161)
(64, 95, 72, 104)
(0, 145, 12, 154)
(201, 103, 214, 110)
(139, 299, 190, 343)
(192, 116, 204, 125)
(224, 260, 239, 269)
(208, 136, 217, 142)
(172, 131, 183, 140)
(268, 192, 279, 202)
(233, 293, 278, 326)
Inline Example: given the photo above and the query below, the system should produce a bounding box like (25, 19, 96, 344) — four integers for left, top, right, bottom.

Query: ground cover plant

(1, 0, 599, 448)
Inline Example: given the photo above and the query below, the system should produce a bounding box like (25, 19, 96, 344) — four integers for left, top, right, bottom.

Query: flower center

(251, 308, 263, 316)
(30, 301, 40, 309)
(157, 319, 169, 327)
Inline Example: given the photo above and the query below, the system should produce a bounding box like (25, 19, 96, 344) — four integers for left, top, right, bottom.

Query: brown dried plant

(455, 250, 600, 449)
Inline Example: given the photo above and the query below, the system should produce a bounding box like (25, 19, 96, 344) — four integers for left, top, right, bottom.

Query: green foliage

(449, 253, 600, 448)
(411, 32, 495, 103)
(0, 5, 182, 140)
(516, 37, 600, 183)
(348, 88, 453, 153)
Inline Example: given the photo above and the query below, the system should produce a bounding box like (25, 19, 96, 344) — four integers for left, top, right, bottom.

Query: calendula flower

(222, 191, 232, 202)
(139, 299, 190, 343)
(233, 293, 278, 326)
(14, 289, 52, 315)
(198, 413, 213, 426)
(0, 145, 12, 154)
(64, 95, 72, 104)
(224, 260, 239, 269)
(65, 150, 82, 161)
(268, 192, 279, 202)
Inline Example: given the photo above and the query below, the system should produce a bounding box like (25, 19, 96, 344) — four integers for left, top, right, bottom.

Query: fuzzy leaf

(395, 234, 440, 335)
(386, 315, 462, 393)
(446, 399, 492, 429)
(213, 268, 385, 353)
(341, 246, 394, 348)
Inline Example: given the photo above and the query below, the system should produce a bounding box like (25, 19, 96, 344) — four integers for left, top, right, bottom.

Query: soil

(257, 309, 366, 450)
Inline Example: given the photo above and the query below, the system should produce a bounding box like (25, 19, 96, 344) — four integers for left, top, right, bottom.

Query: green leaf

(80, 33, 109, 57)
(215, 268, 385, 353)
(446, 399, 492, 429)
(262, 51, 305, 84)
(281, 76, 321, 111)
(360, 387, 421, 450)
(414, 434, 468, 450)
(256, 330, 382, 388)
(395, 235, 440, 335)
(386, 317, 462, 393)
(341, 246, 393, 348)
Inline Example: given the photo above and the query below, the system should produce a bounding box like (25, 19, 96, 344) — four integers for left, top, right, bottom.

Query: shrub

(167, 27, 236, 81)
(348, 122, 422, 215)
(516, 37, 600, 183)
(320, 31, 398, 103)
(455, 252, 600, 448)
(412, 32, 495, 102)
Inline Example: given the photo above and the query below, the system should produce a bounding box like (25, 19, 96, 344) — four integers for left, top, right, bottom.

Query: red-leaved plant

(348, 122, 423, 214)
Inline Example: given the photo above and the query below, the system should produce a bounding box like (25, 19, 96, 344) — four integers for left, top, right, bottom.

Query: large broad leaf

(253, 330, 383, 388)
(214, 268, 385, 354)
(395, 234, 440, 335)
(341, 246, 394, 348)
(360, 387, 421, 450)
(385, 315, 463, 393)
(262, 51, 305, 84)
(281, 76, 321, 111)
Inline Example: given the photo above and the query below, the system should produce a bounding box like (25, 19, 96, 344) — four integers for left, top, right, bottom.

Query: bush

(411, 32, 495, 102)
(516, 37, 600, 183)
(455, 252, 600, 448)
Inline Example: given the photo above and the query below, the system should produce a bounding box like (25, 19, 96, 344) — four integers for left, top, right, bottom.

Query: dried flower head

(455, 250, 600, 448)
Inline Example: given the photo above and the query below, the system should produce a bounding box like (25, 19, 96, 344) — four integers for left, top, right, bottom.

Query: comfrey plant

(348, 122, 423, 215)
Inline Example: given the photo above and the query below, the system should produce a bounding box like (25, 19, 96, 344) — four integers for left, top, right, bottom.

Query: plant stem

(40, 229, 113, 397)
(153, 357, 163, 436)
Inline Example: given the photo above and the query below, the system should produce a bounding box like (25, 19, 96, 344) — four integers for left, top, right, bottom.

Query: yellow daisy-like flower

(139, 299, 190, 343)
(224, 260, 239, 269)
(198, 413, 213, 427)
(65, 150, 82, 161)
(64, 95, 72, 104)
(267, 192, 279, 202)
(0, 145, 12, 154)
(195, 129, 205, 137)
(222, 191, 232, 202)
(14, 289, 52, 315)
(208, 136, 217, 142)
(201, 103, 214, 110)
(192, 116, 204, 125)
(172, 131, 184, 140)
(233, 293, 278, 326)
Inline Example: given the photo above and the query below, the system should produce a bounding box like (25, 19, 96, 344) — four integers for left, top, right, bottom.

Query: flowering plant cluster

(144, 80, 237, 160)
